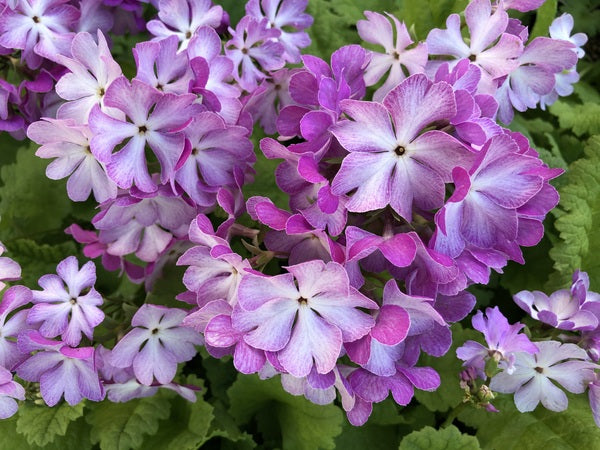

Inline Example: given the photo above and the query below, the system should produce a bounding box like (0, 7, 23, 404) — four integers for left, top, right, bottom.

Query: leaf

(204, 400, 257, 450)
(86, 395, 171, 450)
(0, 145, 72, 240)
(242, 145, 289, 210)
(414, 324, 481, 412)
(500, 233, 554, 294)
(145, 263, 187, 309)
(16, 402, 85, 447)
(458, 394, 600, 449)
(140, 394, 215, 450)
(4, 238, 77, 287)
(228, 374, 343, 450)
(530, 0, 558, 40)
(398, 425, 480, 450)
(42, 417, 93, 450)
(549, 101, 600, 137)
(548, 136, 600, 290)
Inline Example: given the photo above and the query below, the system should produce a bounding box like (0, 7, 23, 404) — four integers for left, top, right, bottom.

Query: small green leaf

(398, 425, 480, 450)
(16, 402, 85, 447)
(228, 374, 343, 450)
(86, 395, 171, 450)
(0, 416, 30, 450)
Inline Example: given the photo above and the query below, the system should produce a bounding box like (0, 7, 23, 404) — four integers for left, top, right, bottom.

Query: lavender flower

(16, 331, 104, 406)
(490, 341, 597, 412)
(29, 256, 104, 347)
(110, 304, 202, 385)
(0, 285, 32, 370)
(456, 306, 538, 377)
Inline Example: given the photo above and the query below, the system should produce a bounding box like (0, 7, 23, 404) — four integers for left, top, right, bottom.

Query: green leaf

(549, 101, 600, 137)
(0, 145, 72, 240)
(3, 238, 77, 287)
(140, 394, 215, 450)
(399, 425, 480, 450)
(145, 262, 186, 309)
(459, 394, 600, 449)
(414, 324, 481, 412)
(228, 374, 343, 450)
(204, 400, 257, 450)
(16, 402, 85, 447)
(42, 417, 93, 450)
(86, 395, 171, 450)
(548, 135, 600, 290)
(530, 0, 558, 39)
(242, 148, 289, 210)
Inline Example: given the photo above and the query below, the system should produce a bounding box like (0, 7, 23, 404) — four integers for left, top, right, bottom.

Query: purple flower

(88, 76, 202, 193)
(432, 134, 546, 256)
(55, 30, 122, 123)
(29, 256, 104, 347)
(0, 285, 32, 370)
(514, 275, 599, 331)
(0, 366, 25, 419)
(456, 306, 538, 377)
(245, 0, 313, 63)
(225, 16, 285, 92)
(0, 0, 80, 69)
(147, 0, 224, 51)
(330, 74, 474, 220)
(110, 304, 202, 385)
(426, 0, 523, 91)
(232, 260, 378, 377)
(133, 35, 193, 94)
(175, 112, 255, 208)
(92, 186, 196, 263)
(490, 341, 597, 412)
(357, 11, 428, 101)
(16, 330, 104, 406)
(28, 118, 117, 203)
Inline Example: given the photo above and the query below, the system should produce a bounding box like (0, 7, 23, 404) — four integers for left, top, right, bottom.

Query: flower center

(151, 328, 159, 335)
(535, 366, 544, 374)
(394, 145, 406, 156)
(138, 125, 148, 134)
(298, 297, 308, 304)
(32, 16, 40, 23)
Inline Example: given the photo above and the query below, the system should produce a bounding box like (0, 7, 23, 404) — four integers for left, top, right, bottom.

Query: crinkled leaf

(145, 263, 186, 309)
(140, 394, 214, 450)
(399, 425, 480, 450)
(16, 402, 85, 447)
(228, 374, 343, 450)
(414, 324, 481, 412)
(86, 395, 171, 450)
(548, 136, 600, 290)
(0, 415, 30, 450)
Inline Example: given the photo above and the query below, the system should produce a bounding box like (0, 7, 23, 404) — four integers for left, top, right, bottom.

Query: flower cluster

(457, 271, 600, 425)
(0, 0, 591, 429)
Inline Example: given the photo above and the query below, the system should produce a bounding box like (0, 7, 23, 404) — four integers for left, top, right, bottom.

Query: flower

(357, 11, 427, 101)
(28, 256, 104, 346)
(330, 73, 473, 220)
(232, 260, 378, 377)
(110, 304, 202, 385)
(456, 306, 538, 377)
(490, 341, 597, 412)
(0, 285, 32, 370)
(16, 330, 104, 406)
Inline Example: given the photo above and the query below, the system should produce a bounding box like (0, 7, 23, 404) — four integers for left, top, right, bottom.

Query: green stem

(442, 402, 468, 428)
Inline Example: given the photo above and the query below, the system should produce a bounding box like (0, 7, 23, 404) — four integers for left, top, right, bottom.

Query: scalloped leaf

(16, 402, 85, 447)
(86, 395, 171, 450)
(399, 425, 480, 449)
(548, 135, 600, 290)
